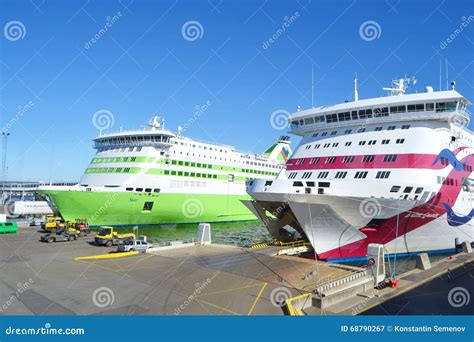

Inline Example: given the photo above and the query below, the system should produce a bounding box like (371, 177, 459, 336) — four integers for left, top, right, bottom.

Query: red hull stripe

(318, 153, 474, 260)
(287, 153, 453, 171)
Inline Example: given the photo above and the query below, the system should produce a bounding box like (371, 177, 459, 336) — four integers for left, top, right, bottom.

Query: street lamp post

(1, 132, 10, 204)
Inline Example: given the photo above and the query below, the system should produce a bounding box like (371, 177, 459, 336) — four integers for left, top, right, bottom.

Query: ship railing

(314, 268, 369, 295)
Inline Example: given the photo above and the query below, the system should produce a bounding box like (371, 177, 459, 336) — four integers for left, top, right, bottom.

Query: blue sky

(0, 0, 473, 181)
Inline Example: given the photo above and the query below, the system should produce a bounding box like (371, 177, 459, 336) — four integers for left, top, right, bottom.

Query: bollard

(461, 241, 473, 253)
(197, 223, 211, 245)
(416, 253, 431, 270)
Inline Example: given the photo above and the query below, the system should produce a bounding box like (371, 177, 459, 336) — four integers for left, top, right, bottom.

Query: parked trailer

(9, 201, 54, 217)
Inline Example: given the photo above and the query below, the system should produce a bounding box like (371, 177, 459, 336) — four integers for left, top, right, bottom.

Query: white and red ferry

(246, 77, 474, 262)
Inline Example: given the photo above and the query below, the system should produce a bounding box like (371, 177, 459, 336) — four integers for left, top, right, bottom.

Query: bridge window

(390, 105, 406, 114)
(326, 113, 338, 123)
(374, 107, 388, 117)
(335, 171, 347, 179)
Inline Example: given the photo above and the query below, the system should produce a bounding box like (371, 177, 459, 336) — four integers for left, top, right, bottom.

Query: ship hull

(40, 189, 256, 226)
(246, 178, 474, 261)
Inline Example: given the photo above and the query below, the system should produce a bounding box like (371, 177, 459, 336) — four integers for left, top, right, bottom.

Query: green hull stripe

(90, 157, 279, 176)
(39, 190, 256, 226)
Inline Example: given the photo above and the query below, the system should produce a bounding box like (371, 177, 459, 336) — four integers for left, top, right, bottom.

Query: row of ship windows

(167, 159, 278, 174)
(125, 187, 161, 193)
(289, 170, 392, 180)
(292, 101, 458, 128)
(96, 149, 283, 169)
(310, 124, 411, 139)
(290, 181, 424, 197)
(304, 138, 406, 150)
(294, 154, 399, 165)
(172, 140, 229, 153)
(171, 150, 283, 168)
(99, 146, 144, 153)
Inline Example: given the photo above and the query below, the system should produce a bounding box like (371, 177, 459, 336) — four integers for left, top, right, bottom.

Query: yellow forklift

(65, 218, 91, 237)
(41, 216, 64, 233)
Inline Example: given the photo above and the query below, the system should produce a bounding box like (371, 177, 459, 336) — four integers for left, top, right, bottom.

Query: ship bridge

(94, 116, 176, 150)
(289, 84, 470, 136)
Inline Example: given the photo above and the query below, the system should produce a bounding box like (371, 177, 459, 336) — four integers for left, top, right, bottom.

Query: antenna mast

(354, 75, 359, 101)
(439, 59, 442, 91)
(311, 64, 314, 108)
(445, 59, 448, 91)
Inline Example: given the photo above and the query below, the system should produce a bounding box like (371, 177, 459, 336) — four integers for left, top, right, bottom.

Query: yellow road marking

(247, 282, 268, 316)
(74, 251, 139, 260)
(194, 297, 241, 316)
(198, 282, 264, 297)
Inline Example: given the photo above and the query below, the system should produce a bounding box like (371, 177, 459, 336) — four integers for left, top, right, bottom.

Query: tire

(68, 236, 74, 241)
(129, 248, 135, 252)
(105, 240, 112, 247)
(47, 237, 54, 243)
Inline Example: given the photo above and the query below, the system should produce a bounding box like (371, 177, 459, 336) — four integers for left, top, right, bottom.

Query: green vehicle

(0, 222, 18, 234)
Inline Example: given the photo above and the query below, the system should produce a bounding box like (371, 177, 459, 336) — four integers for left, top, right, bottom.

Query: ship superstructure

(246, 78, 474, 261)
(39, 116, 291, 226)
